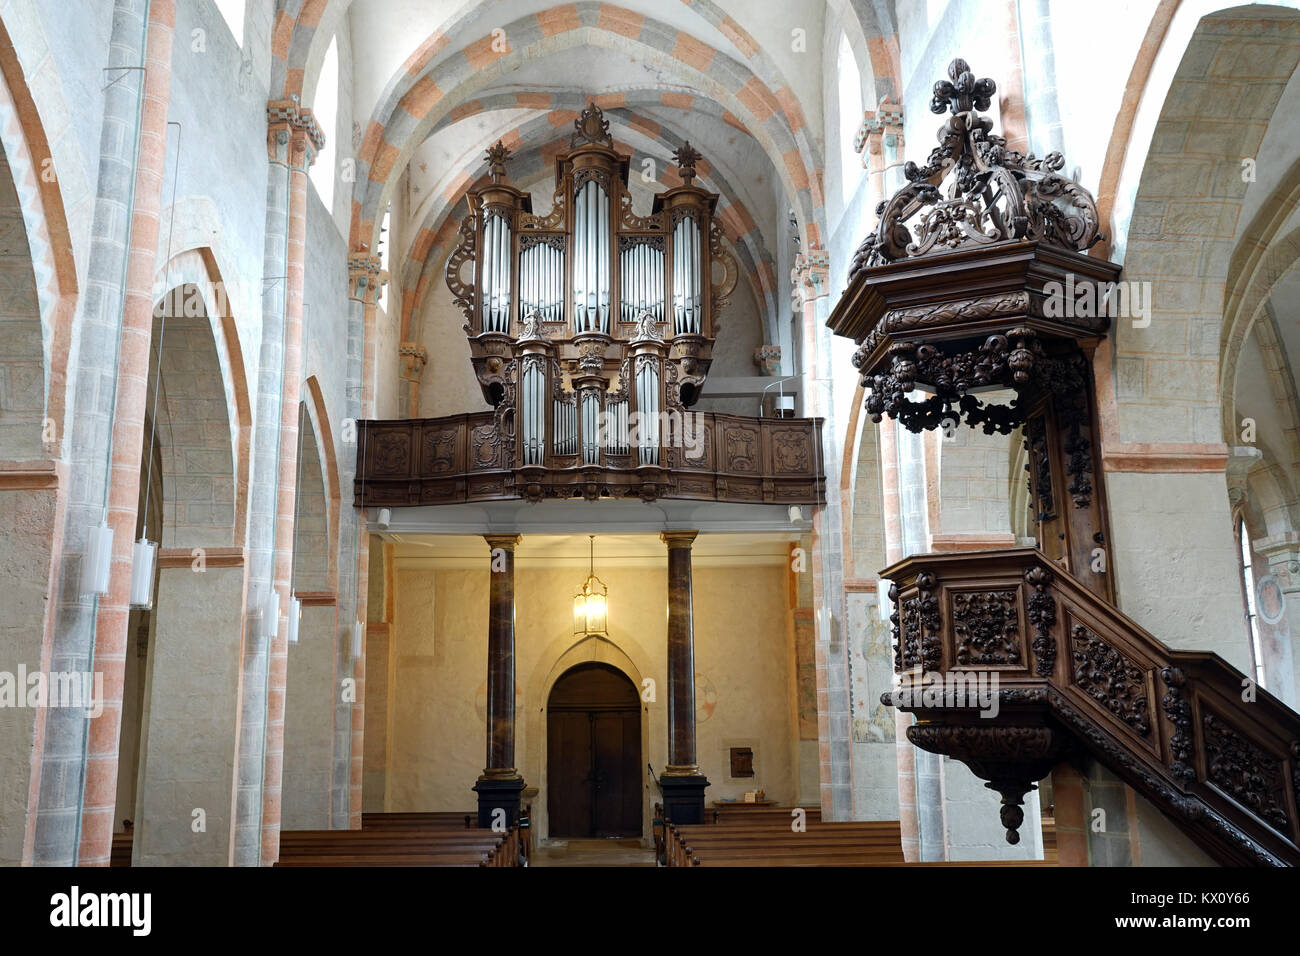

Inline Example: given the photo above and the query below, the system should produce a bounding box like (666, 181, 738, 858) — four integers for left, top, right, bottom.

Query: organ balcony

(354, 103, 824, 508)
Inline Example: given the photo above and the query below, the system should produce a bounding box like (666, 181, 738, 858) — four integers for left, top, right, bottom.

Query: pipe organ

(357, 102, 825, 509)
(446, 103, 740, 491)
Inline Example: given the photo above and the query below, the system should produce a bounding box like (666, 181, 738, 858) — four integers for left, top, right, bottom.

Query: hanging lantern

(261, 588, 280, 642)
(287, 596, 302, 645)
(83, 522, 115, 598)
(129, 537, 158, 609)
(573, 535, 608, 636)
(350, 620, 364, 660)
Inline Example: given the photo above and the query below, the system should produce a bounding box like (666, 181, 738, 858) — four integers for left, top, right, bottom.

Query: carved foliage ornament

(571, 103, 613, 148)
(849, 57, 1102, 280)
(860, 327, 1092, 435)
(1070, 623, 1150, 737)
(951, 589, 1021, 665)
(899, 571, 942, 672)
(1203, 711, 1290, 833)
(1024, 566, 1056, 677)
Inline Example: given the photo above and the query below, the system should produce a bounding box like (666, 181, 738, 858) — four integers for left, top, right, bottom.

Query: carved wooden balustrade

(352, 411, 825, 506)
(881, 547, 1300, 867)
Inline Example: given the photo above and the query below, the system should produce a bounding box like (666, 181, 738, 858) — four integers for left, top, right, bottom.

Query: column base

(659, 772, 710, 825)
(472, 774, 527, 829)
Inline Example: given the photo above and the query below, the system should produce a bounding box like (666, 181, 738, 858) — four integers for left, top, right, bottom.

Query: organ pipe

(581, 391, 600, 464)
(521, 360, 545, 464)
(636, 359, 660, 466)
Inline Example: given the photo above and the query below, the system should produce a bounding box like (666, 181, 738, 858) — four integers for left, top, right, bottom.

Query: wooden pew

(275, 821, 520, 867)
(665, 814, 1058, 867)
(664, 819, 903, 867)
(360, 808, 531, 865)
(110, 832, 133, 868)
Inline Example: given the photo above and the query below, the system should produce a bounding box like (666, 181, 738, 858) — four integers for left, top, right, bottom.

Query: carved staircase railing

(881, 547, 1300, 866)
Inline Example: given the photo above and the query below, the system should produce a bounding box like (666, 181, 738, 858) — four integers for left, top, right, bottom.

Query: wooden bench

(665, 813, 1059, 867)
(110, 832, 133, 868)
(275, 822, 520, 867)
(664, 819, 904, 867)
(361, 809, 532, 864)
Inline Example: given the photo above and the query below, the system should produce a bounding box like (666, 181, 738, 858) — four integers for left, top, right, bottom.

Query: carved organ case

(446, 104, 737, 483)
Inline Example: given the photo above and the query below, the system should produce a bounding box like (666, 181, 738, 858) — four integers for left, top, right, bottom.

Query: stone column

(397, 343, 428, 418)
(792, 248, 853, 819)
(233, 99, 323, 865)
(31, 0, 177, 866)
(659, 530, 709, 823)
(334, 255, 383, 830)
(473, 534, 526, 826)
(260, 100, 322, 865)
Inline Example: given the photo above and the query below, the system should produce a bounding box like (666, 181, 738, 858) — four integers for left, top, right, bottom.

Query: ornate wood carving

(848, 58, 1100, 277)
(1024, 566, 1056, 677)
(445, 214, 477, 325)
(1024, 415, 1056, 522)
(899, 571, 941, 672)
(1160, 666, 1196, 784)
(876, 546, 1300, 866)
(1070, 622, 1150, 737)
(951, 589, 1021, 665)
(1203, 711, 1290, 833)
(355, 414, 824, 507)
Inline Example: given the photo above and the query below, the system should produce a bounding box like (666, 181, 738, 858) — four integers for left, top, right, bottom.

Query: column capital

(660, 530, 699, 549)
(484, 533, 522, 551)
(791, 250, 831, 308)
(267, 99, 326, 166)
(348, 253, 384, 304)
(753, 344, 781, 376)
(398, 342, 429, 380)
(854, 102, 905, 161)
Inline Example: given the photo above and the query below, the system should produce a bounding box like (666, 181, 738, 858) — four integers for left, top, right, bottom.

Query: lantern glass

(573, 537, 609, 637)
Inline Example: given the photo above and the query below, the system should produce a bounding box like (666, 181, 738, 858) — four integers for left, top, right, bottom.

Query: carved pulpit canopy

(849, 57, 1102, 274)
(829, 58, 1121, 438)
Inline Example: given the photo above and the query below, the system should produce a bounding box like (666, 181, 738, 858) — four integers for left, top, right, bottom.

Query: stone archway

(131, 283, 245, 865)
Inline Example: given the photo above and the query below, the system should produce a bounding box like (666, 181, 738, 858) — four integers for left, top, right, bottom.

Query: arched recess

(130, 283, 246, 865)
(1222, 214, 1300, 443)
(0, 31, 74, 859)
(0, 11, 78, 453)
(1099, 0, 1300, 266)
(0, 134, 45, 460)
(524, 633, 654, 845)
(281, 398, 338, 831)
(151, 248, 252, 546)
(303, 374, 340, 593)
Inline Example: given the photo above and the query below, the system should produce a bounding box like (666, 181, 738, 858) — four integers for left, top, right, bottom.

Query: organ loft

(355, 103, 825, 508)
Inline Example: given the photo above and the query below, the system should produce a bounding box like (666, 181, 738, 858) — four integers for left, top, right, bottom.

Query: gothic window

(836, 33, 862, 206)
(214, 0, 244, 46)
(1236, 513, 1268, 688)
(378, 204, 391, 313)
(309, 35, 339, 213)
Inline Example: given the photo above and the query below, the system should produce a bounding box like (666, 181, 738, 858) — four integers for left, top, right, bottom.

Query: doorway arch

(546, 662, 642, 839)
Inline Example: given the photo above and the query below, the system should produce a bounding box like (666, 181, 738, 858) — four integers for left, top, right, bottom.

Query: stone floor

(530, 838, 656, 867)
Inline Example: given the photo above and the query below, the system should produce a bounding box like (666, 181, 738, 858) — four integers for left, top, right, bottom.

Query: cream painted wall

(386, 560, 796, 841)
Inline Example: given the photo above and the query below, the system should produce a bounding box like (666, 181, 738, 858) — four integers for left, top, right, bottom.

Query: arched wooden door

(546, 663, 642, 838)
